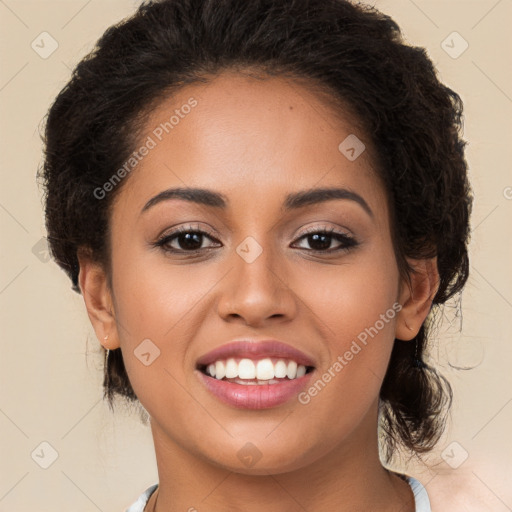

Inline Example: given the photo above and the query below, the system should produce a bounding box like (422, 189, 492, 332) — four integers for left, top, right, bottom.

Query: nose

(216, 239, 297, 327)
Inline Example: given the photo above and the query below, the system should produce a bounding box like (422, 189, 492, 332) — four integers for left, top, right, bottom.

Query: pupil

(310, 233, 330, 250)
(180, 233, 202, 250)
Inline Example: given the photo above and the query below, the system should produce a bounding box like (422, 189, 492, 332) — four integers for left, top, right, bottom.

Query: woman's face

(104, 72, 407, 474)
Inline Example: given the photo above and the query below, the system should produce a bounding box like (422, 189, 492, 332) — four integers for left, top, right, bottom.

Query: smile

(195, 339, 317, 409)
(201, 357, 312, 383)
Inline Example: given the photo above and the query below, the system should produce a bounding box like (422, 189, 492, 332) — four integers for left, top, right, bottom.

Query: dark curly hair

(37, 0, 472, 463)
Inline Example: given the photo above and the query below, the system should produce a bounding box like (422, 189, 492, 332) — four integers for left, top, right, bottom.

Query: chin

(198, 437, 325, 477)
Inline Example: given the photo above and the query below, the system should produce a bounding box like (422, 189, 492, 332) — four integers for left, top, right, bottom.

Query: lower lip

(196, 370, 314, 409)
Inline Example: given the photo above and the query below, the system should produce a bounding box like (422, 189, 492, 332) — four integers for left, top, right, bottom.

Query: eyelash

(153, 224, 358, 255)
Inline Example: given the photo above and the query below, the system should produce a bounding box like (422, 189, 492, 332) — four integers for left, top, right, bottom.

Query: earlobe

(77, 249, 120, 350)
(395, 257, 439, 341)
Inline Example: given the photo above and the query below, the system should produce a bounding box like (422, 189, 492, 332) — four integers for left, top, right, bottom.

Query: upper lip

(196, 339, 316, 368)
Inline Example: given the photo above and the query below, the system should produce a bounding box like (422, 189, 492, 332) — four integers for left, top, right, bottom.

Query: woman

(38, 0, 472, 510)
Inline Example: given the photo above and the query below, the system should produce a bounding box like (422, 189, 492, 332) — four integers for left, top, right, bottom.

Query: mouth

(197, 357, 315, 385)
(195, 339, 316, 409)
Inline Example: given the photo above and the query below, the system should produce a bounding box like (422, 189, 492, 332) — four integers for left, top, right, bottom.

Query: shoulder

(125, 483, 158, 512)
(416, 468, 511, 512)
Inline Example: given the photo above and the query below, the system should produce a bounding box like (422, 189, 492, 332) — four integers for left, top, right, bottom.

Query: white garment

(408, 475, 432, 512)
(125, 475, 431, 511)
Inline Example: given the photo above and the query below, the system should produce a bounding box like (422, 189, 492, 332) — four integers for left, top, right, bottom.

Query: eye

(153, 224, 358, 255)
(154, 225, 220, 253)
(292, 226, 358, 253)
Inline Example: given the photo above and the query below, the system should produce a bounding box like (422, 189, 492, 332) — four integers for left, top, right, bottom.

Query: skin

(79, 71, 439, 511)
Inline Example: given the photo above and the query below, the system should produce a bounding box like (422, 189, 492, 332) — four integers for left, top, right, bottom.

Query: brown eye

(292, 228, 358, 253)
(155, 226, 221, 253)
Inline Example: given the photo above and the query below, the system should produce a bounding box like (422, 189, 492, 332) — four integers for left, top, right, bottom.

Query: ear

(395, 257, 440, 341)
(77, 248, 120, 350)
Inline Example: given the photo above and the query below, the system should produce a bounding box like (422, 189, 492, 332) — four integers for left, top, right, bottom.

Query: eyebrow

(141, 186, 373, 218)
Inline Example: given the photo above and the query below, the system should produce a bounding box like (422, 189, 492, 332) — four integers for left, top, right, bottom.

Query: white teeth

(238, 359, 256, 379)
(225, 358, 238, 378)
(256, 358, 275, 380)
(233, 378, 281, 385)
(215, 360, 226, 380)
(287, 360, 297, 379)
(274, 360, 287, 378)
(205, 357, 310, 381)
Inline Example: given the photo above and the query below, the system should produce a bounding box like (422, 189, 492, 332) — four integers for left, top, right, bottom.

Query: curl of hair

(38, 0, 472, 462)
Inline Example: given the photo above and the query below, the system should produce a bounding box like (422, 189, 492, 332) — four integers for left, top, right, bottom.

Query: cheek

(110, 261, 202, 411)
(109, 245, 224, 390)
(306, 247, 400, 344)
(111, 246, 208, 340)
(300, 247, 400, 404)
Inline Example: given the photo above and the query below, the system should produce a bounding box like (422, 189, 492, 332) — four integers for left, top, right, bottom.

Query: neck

(146, 406, 414, 512)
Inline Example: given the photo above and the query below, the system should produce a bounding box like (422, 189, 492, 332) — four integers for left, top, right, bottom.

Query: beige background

(0, 0, 511, 510)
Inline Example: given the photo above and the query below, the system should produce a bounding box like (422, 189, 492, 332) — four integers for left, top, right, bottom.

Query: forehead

(112, 71, 387, 218)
